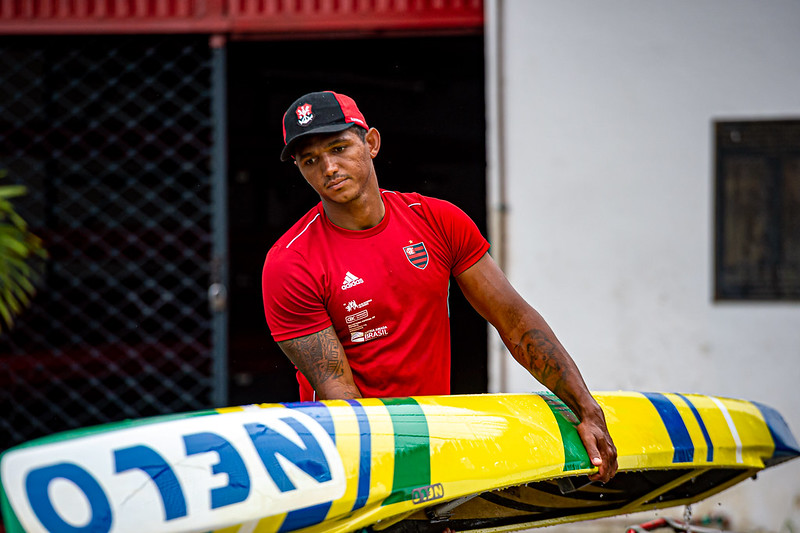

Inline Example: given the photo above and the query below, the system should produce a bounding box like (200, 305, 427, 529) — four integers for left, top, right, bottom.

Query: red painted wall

(0, 0, 483, 35)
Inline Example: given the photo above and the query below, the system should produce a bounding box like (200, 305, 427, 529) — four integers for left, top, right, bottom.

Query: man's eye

(303, 157, 316, 166)
(332, 145, 345, 153)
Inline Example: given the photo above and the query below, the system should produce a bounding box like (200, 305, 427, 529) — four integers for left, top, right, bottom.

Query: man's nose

(320, 153, 338, 175)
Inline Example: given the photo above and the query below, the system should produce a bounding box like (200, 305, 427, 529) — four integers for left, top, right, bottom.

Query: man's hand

(576, 409, 618, 483)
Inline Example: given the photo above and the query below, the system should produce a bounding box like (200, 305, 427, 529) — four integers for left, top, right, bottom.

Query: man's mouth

(327, 176, 349, 189)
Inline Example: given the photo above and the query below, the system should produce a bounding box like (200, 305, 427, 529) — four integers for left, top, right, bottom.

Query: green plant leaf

(0, 185, 27, 200)
(0, 171, 47, 332)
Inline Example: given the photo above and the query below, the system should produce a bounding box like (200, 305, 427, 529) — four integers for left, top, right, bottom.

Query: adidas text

(342, 272, 364, 290)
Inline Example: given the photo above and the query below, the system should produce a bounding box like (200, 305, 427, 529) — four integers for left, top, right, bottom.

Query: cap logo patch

(296, 103, 314, 126)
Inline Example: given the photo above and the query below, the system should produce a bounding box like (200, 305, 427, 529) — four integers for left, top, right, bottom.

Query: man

(262, 91, 617, 482)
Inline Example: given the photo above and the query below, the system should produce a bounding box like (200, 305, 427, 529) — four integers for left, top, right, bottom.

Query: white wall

(486, 1, 800, 530)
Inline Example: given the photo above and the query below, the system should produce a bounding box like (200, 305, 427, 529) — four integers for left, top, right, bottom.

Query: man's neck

(322, 189, 386, 231)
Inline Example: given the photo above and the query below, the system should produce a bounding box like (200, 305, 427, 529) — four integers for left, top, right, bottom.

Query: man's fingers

(580, 432, 606, 475)
(582, 433, 616, 482)
(588, 460, 609, 482)
(590, 440, 618, 483)
(582, 437, 601, 466)
(602, 434, 619, 479)
(588, 453, 607, 482)
(575, 416, 618, 483)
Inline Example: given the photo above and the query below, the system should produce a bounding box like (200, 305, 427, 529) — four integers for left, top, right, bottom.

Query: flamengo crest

(404, 242, 428, 269)
(296, 104, 314, 126)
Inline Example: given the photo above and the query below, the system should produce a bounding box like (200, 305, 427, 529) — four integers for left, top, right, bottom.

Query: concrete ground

(533, 509, 791, 533)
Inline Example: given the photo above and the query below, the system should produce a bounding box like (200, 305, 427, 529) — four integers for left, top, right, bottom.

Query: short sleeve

(262, 245, 332, 342)
(424, 197, 490, 276)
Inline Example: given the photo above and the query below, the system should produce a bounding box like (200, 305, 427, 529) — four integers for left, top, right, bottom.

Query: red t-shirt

(262, 190, 490, 400)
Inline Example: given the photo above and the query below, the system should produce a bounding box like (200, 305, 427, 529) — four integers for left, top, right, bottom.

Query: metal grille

(0, 36, 216, 450)
(714, 120, 800, 300)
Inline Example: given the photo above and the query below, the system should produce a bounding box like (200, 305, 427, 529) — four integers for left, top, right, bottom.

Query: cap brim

(280, 123, 358, 161)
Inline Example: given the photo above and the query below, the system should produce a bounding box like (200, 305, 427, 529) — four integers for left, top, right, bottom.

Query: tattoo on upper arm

(513, 329, 567, 390)
(279, 328, 345, 386)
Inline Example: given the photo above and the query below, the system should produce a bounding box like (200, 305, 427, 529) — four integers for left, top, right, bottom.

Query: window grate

(0, 36, 216, 450)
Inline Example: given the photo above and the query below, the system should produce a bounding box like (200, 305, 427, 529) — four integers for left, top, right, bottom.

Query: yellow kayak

(1, 391, 797, 533)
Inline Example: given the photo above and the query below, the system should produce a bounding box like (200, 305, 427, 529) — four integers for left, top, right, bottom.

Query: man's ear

(365, 127, 381, 159)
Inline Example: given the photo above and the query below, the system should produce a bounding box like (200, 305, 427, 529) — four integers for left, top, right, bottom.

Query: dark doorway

(226, 35, 487, 404)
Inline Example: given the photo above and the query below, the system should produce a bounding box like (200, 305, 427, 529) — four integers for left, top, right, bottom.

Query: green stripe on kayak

(0, 487, 24, 533)
(380, 397, 431, 506)
(541, 394, 591, 472)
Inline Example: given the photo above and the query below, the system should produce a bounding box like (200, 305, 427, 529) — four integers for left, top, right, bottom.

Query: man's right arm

(277, 326, 362, 400)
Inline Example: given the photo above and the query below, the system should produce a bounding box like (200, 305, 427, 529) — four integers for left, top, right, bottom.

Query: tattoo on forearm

(280, 328, 345, 386)
(513, 329, 568, 392)
(315, 358, 345, 382)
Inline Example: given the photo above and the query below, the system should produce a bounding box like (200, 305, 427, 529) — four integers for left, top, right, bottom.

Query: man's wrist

(573, 394, 603, 423)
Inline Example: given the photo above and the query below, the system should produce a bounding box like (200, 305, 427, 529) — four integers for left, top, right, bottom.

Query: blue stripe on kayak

(752, 401, 800, 467)
(285, 401, 336, 443)
(347, 399, 372, 511)
(643, 392, 694, 463)
(278, 502, 331, 533)
(280, 402, 336, 531)
(676, 393, 714, 462)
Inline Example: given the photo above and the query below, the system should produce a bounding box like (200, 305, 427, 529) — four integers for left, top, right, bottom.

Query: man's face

(293, 127, 380, 205)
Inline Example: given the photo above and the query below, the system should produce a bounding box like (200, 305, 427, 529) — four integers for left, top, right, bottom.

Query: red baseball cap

(281, 91, 368, 161)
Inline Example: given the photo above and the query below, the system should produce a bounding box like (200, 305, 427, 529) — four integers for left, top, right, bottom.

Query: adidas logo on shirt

(341, 271, 364, 290)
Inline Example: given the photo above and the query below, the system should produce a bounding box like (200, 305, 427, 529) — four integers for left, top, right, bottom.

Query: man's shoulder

(381, 189, 455, 214)
(382, 190, 466, 223)
(267, 203, 324, 259)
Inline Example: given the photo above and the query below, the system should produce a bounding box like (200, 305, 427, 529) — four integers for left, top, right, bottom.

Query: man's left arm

(455, 253, 618, 483)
